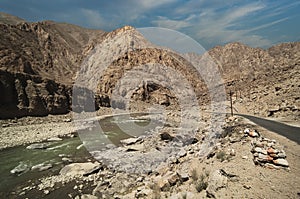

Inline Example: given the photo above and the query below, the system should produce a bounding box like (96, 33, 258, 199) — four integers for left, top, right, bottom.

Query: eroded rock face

(0, 70, 72, 118)
(1, 13, 299, 120)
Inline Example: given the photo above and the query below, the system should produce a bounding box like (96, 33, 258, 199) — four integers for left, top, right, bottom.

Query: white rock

(244, 128, 250, 134)
(177, 149, 187, 158)
(59, 162, 101, 176)
(206, 170, 228, 198)
(31, 163, 52, 171)
(120, 137, 142, 145)
(47, 137, 62, 141)
(253, 147, 267, 155)
(81, 194, 98, 199)
(26, 143, 49, 150)
(273, 159, 289, 167)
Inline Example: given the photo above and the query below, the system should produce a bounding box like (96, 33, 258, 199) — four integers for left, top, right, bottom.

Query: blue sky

(1, 0, 299, 49)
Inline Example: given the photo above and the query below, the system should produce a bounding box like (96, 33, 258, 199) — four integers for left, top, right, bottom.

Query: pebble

(243, 185, 251, 189)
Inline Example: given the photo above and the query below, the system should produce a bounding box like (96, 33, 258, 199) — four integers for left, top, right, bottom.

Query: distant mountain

(0, 12, 299, 120)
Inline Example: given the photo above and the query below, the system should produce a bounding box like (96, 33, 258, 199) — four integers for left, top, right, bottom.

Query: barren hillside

(0, 12, 299, 121)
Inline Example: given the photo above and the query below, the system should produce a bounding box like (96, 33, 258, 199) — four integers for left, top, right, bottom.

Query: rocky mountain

(0, 13, 107, 118)
(0, 12, 25, 25)
(206, 42, 299, 120)
(0, 12, 299, 120)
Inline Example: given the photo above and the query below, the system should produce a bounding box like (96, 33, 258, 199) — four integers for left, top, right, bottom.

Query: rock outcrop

(0, 12, 299, 120)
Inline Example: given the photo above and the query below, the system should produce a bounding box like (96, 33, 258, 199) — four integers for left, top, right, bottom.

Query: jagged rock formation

(0, 13, 106, 118)
(205, 42, 299, 120)
(0, 12, 299, 120)
(0, 70, 71, 118)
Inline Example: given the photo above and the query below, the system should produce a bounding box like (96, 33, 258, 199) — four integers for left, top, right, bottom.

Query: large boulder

(59, 162, 101, 177)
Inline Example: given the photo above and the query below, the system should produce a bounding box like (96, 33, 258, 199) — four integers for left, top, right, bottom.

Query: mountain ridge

(0, 13, 299, 120)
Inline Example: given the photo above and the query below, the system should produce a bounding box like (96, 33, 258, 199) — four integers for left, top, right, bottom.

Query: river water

(0, 114, 161, 197)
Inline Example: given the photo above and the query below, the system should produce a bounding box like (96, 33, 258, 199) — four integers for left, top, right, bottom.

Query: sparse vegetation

(216, 151, 227, 162)
(191, 168, 198, 181)
(193, 171, 209, 193)
(195, 180, 208, 192)
(152, 194, 161, 199)
(149, 182, 161, 199)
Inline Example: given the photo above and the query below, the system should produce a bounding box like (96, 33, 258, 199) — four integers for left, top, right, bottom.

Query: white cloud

(151, 2, 288, 48)
(248, 17, 289, 32)
(138, 0, 177, 10)
(80, 9, 106, 28)
(152, 16, 191, 30)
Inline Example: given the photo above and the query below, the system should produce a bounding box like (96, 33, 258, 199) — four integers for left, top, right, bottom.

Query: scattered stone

(167, 156, 178, 164)
(44, 190, 50, 195)
(62, 157, 73, 163)
(59, 162, 101, 177)
(206, 170, 228, 198)
(249, 130, 260, 137)
(160, 131, 174, 141)
(244, 128, 260, 137)
(243, 185, 251, 189)
(167, 172, 180, 186)
(31, 163, 52, 171)
(10, 162, 30, 175)
(177, 149, 187, 158)
(252, 147, 267, 155)
(229, 149, 236, 156)
(256, 153, 273, 163)
(242, 156, 248, 159)
(76, 144, 84, 150)
(264, 163, 280, 169)
(2, 123, 9, 128)
(136, 177, 144, 182)
(83, 164, 103, 177)
(63, 118, 72, 122)
(125, 143, 144, 152)
(276, 151, 287, 158)
(248, 130, 289, 169)
(120, 137, 143, 145)
(177, 171, 189, 182)
(26, 143, 49, 150)
(156, 178, 170, 191)
(80, 194, 98, 199)
(273, 158, 289, 167)
(207, 151, 216, 159)
(135, 188, 152, 198)
(267, 147, 279, 154)
(47, 137, 63, 141)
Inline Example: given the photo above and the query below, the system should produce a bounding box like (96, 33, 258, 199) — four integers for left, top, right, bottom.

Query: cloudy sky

(1, 0, 299, 49)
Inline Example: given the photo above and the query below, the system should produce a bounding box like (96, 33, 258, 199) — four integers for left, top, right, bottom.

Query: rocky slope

(0, 12, 299, 121)
(0, 12, 25, 25)
(0, 13, 106, 118)
(207, 42, 300, 120)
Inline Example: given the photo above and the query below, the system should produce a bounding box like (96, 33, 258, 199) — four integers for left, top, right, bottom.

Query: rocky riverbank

(3, 112, 299, 199)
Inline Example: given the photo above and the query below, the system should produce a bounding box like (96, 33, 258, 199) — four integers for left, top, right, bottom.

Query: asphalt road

(237, 114, 300, 144)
